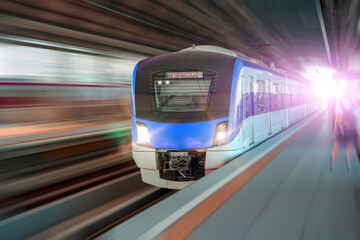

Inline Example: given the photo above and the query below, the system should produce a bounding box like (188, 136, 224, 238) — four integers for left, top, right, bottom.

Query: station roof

(0, 0, 358, 79)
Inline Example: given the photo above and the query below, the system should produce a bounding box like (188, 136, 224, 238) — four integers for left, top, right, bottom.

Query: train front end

(132, 50, 241, 189)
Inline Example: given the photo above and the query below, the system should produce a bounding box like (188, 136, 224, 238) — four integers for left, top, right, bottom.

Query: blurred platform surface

(99, 111, 360, 240)
(0, 118, 130, 150)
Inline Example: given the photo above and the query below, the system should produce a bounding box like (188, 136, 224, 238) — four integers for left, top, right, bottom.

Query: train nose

(142, 120, 221, 149)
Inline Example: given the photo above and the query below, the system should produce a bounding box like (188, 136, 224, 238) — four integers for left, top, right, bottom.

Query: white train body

(132, 46, 319, 189)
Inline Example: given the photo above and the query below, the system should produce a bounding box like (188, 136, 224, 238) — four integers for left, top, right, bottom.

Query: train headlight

(213, 121, 228, 146)
(136, 122, 150, 147)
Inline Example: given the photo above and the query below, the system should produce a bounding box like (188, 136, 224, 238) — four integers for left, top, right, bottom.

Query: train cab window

(153, 72, 213, 113)
(272, 83, 280, 111)
(255, 80, 266, 114)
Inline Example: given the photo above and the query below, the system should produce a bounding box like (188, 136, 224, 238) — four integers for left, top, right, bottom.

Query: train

(131, 45, 320, 189)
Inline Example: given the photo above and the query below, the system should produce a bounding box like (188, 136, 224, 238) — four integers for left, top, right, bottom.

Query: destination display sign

(165, 71, 203, 79)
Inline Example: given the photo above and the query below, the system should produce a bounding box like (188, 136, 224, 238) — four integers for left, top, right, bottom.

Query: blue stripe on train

(134, 116, 229, 149)
(131, 62, 140, 144)
(134, 95, 308, 149)
(131, 62, 139, 115)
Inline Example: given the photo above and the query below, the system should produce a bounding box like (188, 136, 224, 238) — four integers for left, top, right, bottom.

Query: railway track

(0, 156, 137, 220)
(0, 171, 172, 240)
(0, 140, 174, 239)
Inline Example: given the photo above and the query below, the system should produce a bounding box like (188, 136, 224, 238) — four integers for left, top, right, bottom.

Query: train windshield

(134, 51, 236, 123)
(153, 72, 214, 113)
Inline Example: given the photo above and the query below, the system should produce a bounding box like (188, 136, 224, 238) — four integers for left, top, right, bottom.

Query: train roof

(180, 45, 310, 83)
(181, 45, 268, 68)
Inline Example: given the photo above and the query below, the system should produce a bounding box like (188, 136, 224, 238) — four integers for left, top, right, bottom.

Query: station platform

(99, 111, 360, 240)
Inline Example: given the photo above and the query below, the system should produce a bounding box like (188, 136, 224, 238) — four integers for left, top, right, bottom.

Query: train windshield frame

(134, 51, 236, 123)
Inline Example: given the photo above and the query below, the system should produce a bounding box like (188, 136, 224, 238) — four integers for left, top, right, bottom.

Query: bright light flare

(303, 66, 346, 100)
(316, 78, 346, 100)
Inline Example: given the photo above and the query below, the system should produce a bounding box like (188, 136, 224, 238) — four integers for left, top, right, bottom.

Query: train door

(253, 76, 269, 142)
(250, 76, 255, 144)
(306, 86, 309, 116)
(299, 86, 303, 118)
(269, 79, 272, 135)
(271, 80, 281, 133)
(242, 75, 254, 145)
(284, 81, 290, 127)
(281, 82, 286, 128)
(266, 78, 271, 136)
(294, 84, 299, 121)
(289, 84, 293, 125)
(241, 75, 249, 148)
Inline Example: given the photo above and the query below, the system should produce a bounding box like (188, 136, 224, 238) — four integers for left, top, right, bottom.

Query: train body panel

(132, 45, 320, 189)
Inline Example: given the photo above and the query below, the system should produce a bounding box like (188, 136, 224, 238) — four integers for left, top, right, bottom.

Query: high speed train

(131, 45, 319, 189)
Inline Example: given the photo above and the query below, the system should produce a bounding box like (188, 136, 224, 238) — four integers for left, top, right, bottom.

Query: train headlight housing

(213, 121, 228, 146)
(136, 122, 150, 147)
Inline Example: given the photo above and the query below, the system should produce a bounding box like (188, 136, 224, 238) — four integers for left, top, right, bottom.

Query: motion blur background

(0, 38, 140, 123)
(1, 0, 360, 172)
(1, 0, 360, 165)
(0, 0, 359, 127)
(1, 1, 360, 239)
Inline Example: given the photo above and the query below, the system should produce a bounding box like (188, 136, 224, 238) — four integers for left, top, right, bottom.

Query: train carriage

(132, 45, 318, 189)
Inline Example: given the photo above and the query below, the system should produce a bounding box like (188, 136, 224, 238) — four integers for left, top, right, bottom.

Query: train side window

(282, 84, 286, 109)
(255, 80, 266, 114)
(303, 87, 306, 104)
(292, 85, 297, 106)
(281, 84, 284, 109)
(287, 85, 291, 108)
(272, 83, 280, 111)
(301, 87, 304, 104)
